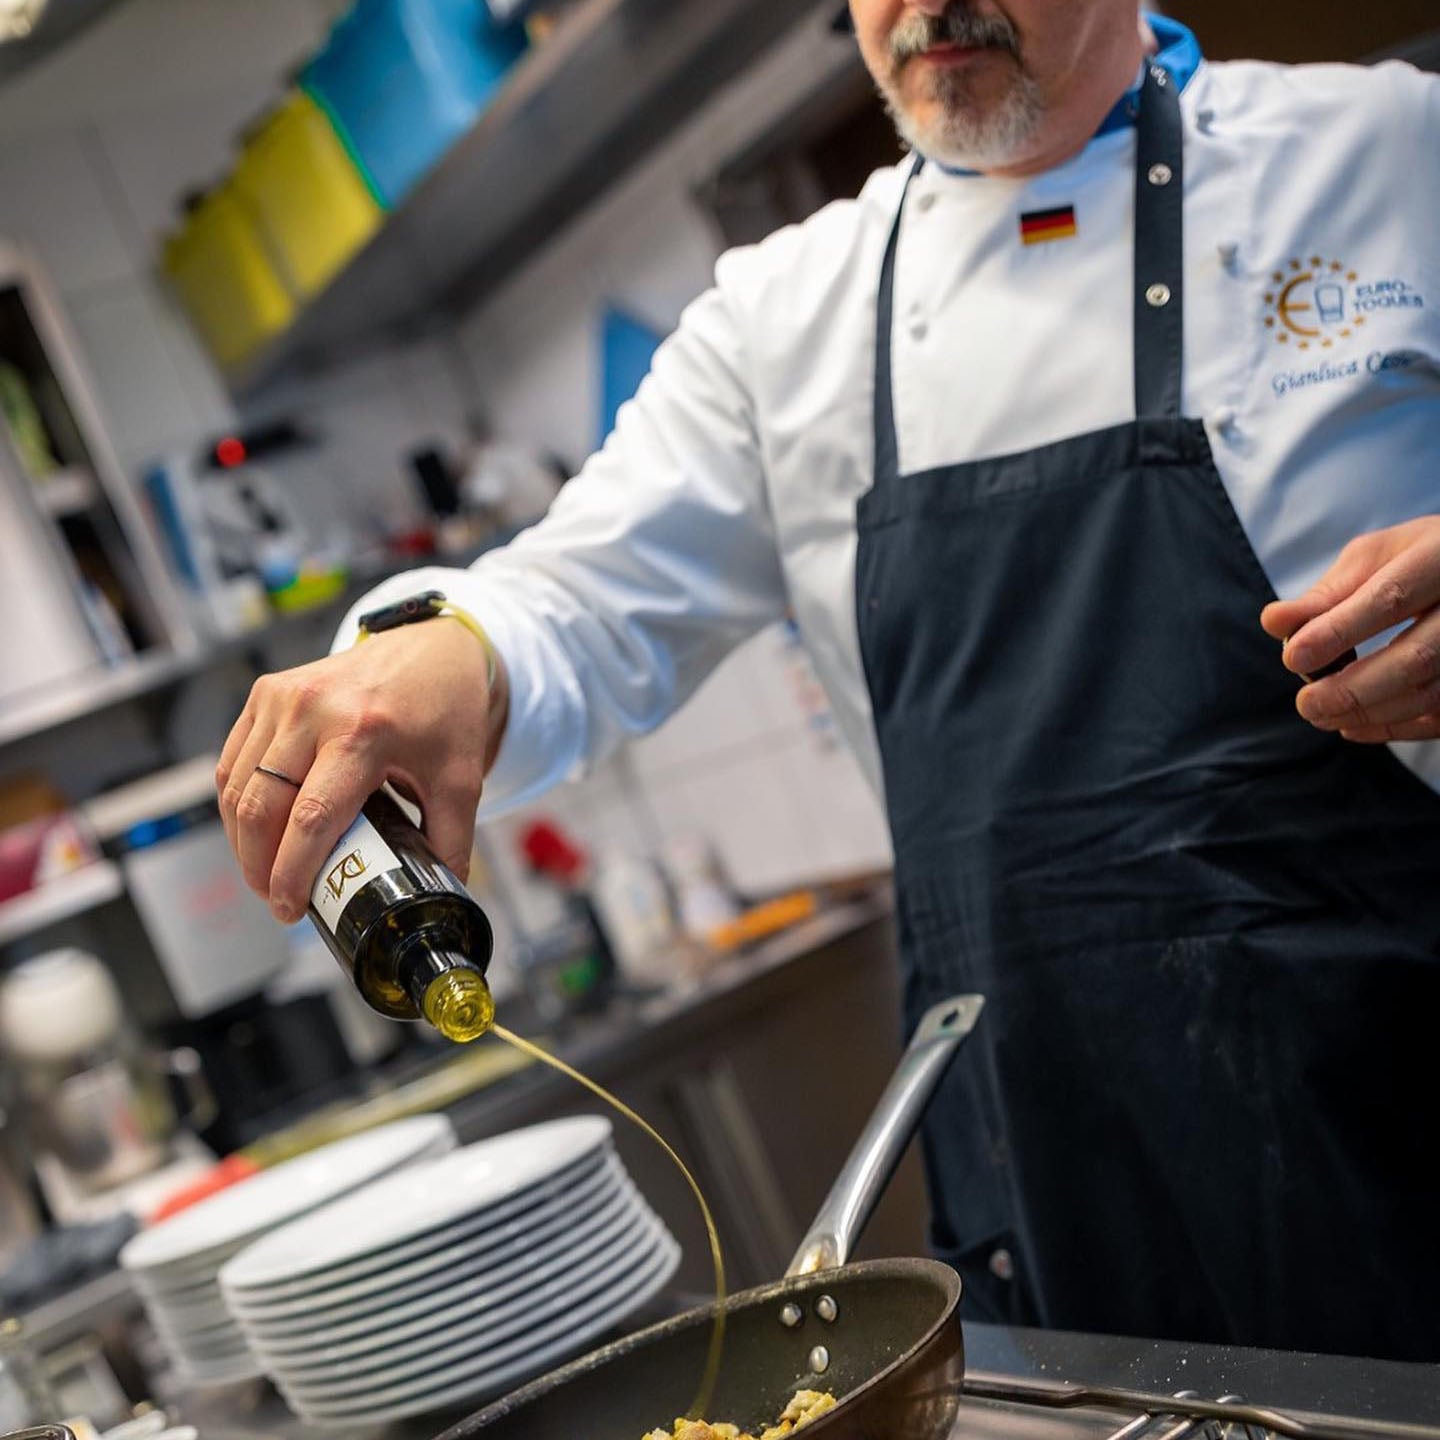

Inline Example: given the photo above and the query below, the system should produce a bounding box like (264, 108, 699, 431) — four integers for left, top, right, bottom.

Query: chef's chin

(885, 69, 1044, 170)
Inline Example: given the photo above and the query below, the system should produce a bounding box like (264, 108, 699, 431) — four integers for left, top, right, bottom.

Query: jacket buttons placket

(989, 1247, 1015, 1281)
(910, 320, 929, 341)
(1147, 162, 1173, 187)
(917, 192, 936, 213)
(1145, 283, 1171, 308)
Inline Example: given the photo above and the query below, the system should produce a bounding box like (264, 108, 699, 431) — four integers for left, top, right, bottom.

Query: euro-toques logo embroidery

(1264, 256, 1425, 354)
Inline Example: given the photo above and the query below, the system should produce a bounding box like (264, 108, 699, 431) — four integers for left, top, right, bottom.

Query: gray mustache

(889, 6, 1020, 65)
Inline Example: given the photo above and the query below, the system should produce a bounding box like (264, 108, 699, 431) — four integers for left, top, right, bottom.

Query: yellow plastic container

(232, 91, 384, 300)
(162, 187, 295, 371)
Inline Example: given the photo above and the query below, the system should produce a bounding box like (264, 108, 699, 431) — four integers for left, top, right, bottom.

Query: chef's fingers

(266, 739, 379, 924)
(415, 765, 486, 882)
(1339, 714, 1440, 743)
(1259, 530, 1396, 643)
(218, 707, 277, 876)
(215, 701, 257, 852)
(1296, 610, 1440, 731)
(236, 741, 317, 902)
(222, 717, 288, 897)
(1281, 525, 1440, 677)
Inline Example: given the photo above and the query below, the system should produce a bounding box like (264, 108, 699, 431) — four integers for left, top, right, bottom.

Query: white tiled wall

(0, 0, 891, 902)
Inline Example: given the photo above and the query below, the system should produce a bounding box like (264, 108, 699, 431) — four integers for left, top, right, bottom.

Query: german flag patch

(1019, 205, 1077, 245)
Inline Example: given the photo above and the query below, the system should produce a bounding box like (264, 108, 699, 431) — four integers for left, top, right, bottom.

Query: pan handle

(786, 992, 984, 1277)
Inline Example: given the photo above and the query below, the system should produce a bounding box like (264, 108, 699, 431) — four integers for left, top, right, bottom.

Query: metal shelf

(229, 0, 842, 397)
(0, 648, 203, 750)
(0, 530, 521, 750)
(0, 859, 125, 946)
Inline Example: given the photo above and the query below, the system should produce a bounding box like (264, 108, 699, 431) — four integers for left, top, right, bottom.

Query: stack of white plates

(218, 1116, 679, 1426)
(119, 1114, 456, 1387)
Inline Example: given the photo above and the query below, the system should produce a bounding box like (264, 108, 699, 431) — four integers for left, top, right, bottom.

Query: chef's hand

(215, 620, 507, 923)
(1260, 516, 1440, 743)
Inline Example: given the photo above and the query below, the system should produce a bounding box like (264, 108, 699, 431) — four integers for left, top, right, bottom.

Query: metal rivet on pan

(1145, 283, 1171, 308)
(808, 1345, 831, 1375)
(1147, 162, 1172, 187)
(779, 1303, 803, 1329)
(815, 1295, 838, 1323)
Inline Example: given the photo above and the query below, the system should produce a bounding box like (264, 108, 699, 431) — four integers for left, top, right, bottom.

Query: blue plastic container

(302, 0, 527, 207)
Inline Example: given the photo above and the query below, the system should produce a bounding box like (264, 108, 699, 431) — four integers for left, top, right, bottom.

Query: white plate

(173, 1349, 264, 1387)
(268, 1198, 659, 1380)
(149, 1306, 240, 1343)
(146, 1291, 234, 1326)
(131, 1132, 454, 1285)
(287, 1232, 679, 1423)
(121, 1116, 455, 1271)
(132, 1244, 250, 1291)
(226, 1151, 624, 1327)
(277, 1203, 665, 1393)
(243, 1163, 636, 1351)
(222, 1143, 613, 1312)
(223, 1117, 612, 1293)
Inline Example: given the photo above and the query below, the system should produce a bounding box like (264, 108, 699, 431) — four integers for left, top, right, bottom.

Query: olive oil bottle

(308, 791, 495, 1043)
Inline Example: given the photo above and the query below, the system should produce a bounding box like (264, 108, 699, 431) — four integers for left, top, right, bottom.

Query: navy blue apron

(856, 66, 1440, 1360)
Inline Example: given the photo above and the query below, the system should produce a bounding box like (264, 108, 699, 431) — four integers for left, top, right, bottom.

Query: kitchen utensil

(429, 993, 982, 1440)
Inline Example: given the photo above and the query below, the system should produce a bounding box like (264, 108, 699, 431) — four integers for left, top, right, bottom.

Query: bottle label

(312, 814, 402, 933)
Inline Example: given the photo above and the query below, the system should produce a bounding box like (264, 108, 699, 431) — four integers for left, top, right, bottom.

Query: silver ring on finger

(256, 764, 303, 788)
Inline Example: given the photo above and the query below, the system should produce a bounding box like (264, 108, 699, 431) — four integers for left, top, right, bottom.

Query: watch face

(359, 590, 446, 634)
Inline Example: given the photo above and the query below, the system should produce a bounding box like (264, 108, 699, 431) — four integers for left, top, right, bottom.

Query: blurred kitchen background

(0, 0, 1437, 1429)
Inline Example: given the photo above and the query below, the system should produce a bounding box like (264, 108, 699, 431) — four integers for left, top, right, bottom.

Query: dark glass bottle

(308, 791, 495, 1042)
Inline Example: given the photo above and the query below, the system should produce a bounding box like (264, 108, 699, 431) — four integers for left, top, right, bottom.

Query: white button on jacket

(340, 56, 1440, 811)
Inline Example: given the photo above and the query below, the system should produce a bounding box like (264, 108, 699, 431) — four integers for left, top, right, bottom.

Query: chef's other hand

(215, 620, 507, 924)
(1260, 516, 1440, 743)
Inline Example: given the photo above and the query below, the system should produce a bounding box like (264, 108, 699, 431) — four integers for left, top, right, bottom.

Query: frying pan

(434, 993, 984, 1440)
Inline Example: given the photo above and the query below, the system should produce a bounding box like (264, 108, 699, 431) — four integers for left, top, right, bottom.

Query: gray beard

(882, 63, 1045, 170)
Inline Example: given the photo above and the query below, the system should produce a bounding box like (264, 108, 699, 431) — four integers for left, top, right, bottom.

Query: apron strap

(871, 65, 1188, 479)
(872, 154, 924, 488)
(1132, 64, 1186, 419)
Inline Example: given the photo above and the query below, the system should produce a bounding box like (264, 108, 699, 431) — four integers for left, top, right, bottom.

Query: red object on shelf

(0, 813, 100, 904)
(519, 817, 586, 883)
(386, 527, 438, 559)
(147, 1153, 262, 1223)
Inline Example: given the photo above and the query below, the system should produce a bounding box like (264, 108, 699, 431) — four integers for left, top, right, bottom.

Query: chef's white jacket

(341, 51, 1440, 810)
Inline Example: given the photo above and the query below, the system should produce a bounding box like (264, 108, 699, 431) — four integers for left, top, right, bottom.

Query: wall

(0, 0, 892, 916)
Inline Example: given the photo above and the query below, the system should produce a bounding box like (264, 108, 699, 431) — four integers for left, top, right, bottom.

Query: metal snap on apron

(856, 67, 1440, 1359)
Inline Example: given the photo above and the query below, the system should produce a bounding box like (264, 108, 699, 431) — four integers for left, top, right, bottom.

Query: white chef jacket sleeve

(333, 273, 788, 813)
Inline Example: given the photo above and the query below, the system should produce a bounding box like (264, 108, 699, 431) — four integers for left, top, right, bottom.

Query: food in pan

(643, 1389, 838, 1440)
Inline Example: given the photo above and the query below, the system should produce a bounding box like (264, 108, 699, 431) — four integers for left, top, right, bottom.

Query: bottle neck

(398, 939, 495, 1043)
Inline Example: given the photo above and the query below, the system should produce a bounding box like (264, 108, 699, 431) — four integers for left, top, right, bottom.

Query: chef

(218, 1, 1440, 1359)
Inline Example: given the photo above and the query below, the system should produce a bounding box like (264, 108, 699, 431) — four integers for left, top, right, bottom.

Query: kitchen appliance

(0, 951, 213, 1218)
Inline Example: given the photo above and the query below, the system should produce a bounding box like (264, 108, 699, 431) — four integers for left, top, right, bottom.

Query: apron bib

(855, 66, 1440, 1359)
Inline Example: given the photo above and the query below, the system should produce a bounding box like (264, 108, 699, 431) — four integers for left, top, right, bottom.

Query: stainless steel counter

(161, 1320, 1440, 1440)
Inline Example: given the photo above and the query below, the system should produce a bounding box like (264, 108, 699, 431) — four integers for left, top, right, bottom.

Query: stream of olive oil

(489, 1023, 727, 1420)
